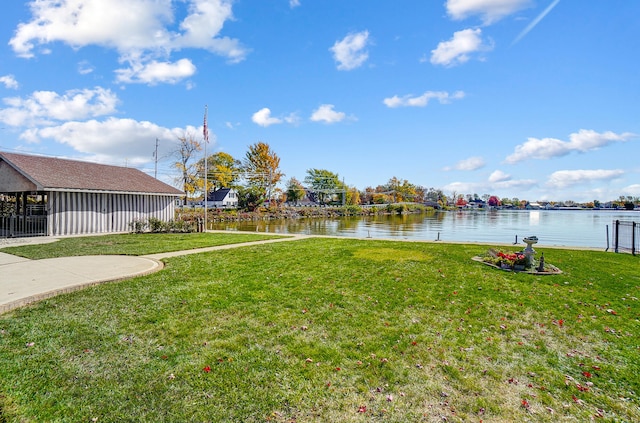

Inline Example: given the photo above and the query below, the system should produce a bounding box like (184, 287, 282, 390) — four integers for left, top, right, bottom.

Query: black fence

(612, 220, 639, 255)
(0, 215, 48, 238)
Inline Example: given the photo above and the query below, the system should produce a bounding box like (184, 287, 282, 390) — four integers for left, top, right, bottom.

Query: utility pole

(203, 106, 209, 232)
(153, 138, 159, 179)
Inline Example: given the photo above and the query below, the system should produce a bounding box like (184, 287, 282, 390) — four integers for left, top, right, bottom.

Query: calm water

(210, 209, 640, 249)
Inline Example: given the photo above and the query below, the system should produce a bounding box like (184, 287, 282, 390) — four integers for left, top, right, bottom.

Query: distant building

(205, 188, 238, 208)
(527, 202, 542, 209)
(0, 152, 183, 238)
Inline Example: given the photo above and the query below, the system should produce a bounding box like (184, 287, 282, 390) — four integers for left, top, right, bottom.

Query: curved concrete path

(0, 254, 162, 314)
(0, 235, 305, 314)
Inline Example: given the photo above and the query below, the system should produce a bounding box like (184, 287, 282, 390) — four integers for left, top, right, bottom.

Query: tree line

(171, 135, 640, 210)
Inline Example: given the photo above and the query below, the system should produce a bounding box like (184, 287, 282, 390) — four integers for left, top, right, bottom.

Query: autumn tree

(360, 187, 376, 205)
(385, 177, 418, 202)
(241, 142, 283, 208)
(414, 185, 426, 203)
(171, 133, 202, 205)
(345, 186, 361, 205)
(488, 195, 501, 207)
(196, 152, 241, 194)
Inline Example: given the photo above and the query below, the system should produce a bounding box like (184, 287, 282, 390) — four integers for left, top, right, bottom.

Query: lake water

(210, 209, 640, 249)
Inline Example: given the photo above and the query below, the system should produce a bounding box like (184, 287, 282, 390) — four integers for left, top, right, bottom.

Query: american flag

(203, 105, 209, 143)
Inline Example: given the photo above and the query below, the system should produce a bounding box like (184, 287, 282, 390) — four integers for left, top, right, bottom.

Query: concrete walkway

(0, 235, 305, 314)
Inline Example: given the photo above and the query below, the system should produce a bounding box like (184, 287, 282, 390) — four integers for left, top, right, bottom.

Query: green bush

(129, 218, 196, 234)
(147, 217, 166, 232)
(341, 205, 362, 215)
(129, 218, 148, 233)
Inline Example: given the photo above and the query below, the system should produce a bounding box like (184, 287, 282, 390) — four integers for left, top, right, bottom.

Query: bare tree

(171, 133, 202, 205)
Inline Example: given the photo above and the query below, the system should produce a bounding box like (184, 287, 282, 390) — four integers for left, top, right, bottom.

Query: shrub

(128, 218, 196, 234)
(341, 205, 362, 216)
(147, 217, 166, 233)
(129, 218, 148, 233)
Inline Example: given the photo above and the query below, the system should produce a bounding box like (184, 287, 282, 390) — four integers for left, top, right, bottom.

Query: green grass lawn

(0, 238, 638, 422)
(0, 232, 286, 259)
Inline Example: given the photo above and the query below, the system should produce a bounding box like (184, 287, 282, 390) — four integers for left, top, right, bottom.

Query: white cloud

(443, 170, 537, 198)
(455, 156, 486, 171)
(21, 117, 197, 166)
(431, 28, 492, 67)
(251, 108, 298, 127)
(252, 108, 282, 127)
(446, 0, 532, 25)
(0, 87, 119, 127)
(492, 178, 537, 190)
(622, 184, 640, 196)
(330, 30, 370, 71)
(310, 104, 347, 124)
(0, 75, 19, 90)
(547, 169, 625, 189)
(115, 58, 197, 84)
(489, 169, 511, 183)
(9, 0, 247, 82)
(383, 90, 465, 108)
(283, 113, 300, 125)
(505, 129, 636, 164)
(289, 0, 301, 8)
(77, 61, 95, 75)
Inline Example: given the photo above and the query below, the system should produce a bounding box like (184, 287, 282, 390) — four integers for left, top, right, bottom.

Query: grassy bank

(0, 232, 285, 259)
(0, 237, 638, 422)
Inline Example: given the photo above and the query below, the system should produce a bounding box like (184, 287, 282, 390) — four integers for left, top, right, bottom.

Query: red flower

(357, 405, 367, 413)
(203, 365, 211, 373)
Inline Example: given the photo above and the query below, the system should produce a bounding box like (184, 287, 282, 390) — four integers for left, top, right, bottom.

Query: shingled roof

(0, 151, 183, 195)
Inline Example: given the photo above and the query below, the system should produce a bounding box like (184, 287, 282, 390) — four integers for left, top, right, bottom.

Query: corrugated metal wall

(48, 191, 176, 236)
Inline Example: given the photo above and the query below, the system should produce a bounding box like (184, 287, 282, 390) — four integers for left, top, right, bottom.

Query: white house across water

(0, 152, 183, 238)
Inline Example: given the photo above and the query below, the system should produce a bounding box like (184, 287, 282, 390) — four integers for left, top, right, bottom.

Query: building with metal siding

(0, 152, 183, 238)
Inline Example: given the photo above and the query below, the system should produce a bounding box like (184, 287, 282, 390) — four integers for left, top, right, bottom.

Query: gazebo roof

(0, 151, 183, 195)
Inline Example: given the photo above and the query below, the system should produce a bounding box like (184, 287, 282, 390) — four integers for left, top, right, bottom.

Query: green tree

(242, 142, 283, 207)
(304, 168, 346, 205)
(171, 133, 202, 205)
(285, 177, 306, 204)
(236, 186, 263, 211)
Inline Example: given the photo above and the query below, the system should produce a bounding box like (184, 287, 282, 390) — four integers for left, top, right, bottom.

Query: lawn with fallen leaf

(0, 237, 638, 422)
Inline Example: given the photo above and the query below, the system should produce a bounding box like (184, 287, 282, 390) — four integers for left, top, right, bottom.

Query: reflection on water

(529, 211, 540, 226)
(210, 209, 640, 248)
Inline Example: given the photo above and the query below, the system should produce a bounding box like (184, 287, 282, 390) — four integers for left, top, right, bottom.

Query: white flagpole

(203, 105, 208, 233)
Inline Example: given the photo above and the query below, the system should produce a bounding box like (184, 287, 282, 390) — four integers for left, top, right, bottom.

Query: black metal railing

(612, 220, 638, 255)
(0, 215, 48, 238)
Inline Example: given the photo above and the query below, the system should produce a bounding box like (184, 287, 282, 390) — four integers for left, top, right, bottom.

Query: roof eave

(45, 187, 184, 196)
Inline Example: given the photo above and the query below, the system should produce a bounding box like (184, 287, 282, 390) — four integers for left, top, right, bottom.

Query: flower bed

(473, 248, 562, 274)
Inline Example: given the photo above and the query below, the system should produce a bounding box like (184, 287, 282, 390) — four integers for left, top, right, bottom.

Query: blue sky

(0, 0, 638, 203)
